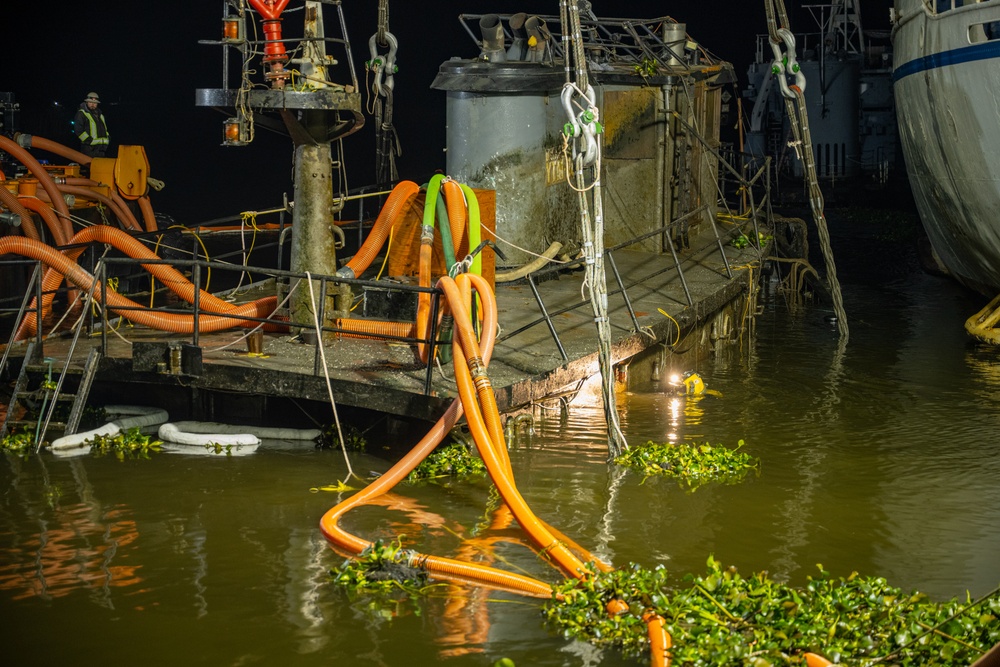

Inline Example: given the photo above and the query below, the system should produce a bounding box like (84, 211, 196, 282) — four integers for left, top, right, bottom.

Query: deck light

(222, 17, 244, 44)
(223, 117, 248, 146)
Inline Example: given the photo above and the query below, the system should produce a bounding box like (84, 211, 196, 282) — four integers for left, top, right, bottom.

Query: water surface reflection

(2, 251, 998, 665)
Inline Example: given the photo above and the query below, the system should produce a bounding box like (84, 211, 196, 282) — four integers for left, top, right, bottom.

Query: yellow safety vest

(77, 109, 110, 146)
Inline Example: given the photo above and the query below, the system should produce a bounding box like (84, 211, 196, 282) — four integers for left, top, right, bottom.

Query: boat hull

(893, 0, 1000, 294)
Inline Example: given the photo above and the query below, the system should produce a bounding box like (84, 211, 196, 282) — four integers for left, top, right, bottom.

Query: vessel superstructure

(744, 1, 899, 199)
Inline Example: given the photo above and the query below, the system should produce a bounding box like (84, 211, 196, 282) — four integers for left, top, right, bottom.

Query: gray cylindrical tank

(662, 23, 687, 66)
(792, 57, 861, 179)
(435, 61, 572, 266)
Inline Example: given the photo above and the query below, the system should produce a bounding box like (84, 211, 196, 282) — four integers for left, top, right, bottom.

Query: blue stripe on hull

(893, 40, 1000, 82)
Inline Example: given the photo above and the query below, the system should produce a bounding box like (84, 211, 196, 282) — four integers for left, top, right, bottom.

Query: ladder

(0, 343, 101, 448)
(0, 262, 102, 449)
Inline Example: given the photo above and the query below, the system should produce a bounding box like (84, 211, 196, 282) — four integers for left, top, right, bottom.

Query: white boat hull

(893, 0, 1000, 294)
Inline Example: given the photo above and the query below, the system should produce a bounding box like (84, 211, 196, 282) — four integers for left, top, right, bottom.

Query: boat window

(935, 0, 978, 12)
(970, 21, 1000, 43)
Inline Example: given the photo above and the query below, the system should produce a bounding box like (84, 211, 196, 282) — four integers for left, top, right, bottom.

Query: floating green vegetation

(407, 440, 486, 482)
(88, 427, 162, 461)
(330, 539, 441, 620)
(332, 539, 430, 593)
(0, 427, 35, 457)
(615, 440, 760, 490)
(545, 556, 1000, 666)
(202, 442, 246, 456)
(315, 424, 367, 452)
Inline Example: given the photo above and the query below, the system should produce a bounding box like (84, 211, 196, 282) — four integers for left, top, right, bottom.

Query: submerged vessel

(892, 0, 1000, 296)
(1, 2, 776, 451)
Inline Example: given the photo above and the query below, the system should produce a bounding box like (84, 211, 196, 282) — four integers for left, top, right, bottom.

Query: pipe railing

(456, 12, 715, 70)
(496, 151, 772, 357)
(87, 254, 448, 395)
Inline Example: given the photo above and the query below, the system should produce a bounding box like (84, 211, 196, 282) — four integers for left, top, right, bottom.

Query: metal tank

(435, 61, 577, 266)
(432, 15, 728, 266)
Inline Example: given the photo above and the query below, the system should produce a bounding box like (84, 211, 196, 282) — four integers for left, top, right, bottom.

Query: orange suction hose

(0, 188, 41, 241)
(331, 318, 415, 340)
(415, 239, 434, 363)
(337, 180, 419, 279)
(19, 197, 69, 245)
(3, 235, 277, 335)
(643, 611, 672, 667)
(22, 134, 91, 166)
(443, 276, 588, 580)
(137, 196, 157, 233)
(56, 185, 142, 232)
(442, 179, 468, 257)
(0, 135, 72, 239)
(15, 226, 252, 339)
(320, 275, 557, 598)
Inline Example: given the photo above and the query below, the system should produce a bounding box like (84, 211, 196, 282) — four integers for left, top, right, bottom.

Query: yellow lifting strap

(965, 292, 1000, 344)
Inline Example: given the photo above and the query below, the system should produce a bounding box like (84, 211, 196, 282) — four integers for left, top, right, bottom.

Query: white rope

(305, 271, 355, 479)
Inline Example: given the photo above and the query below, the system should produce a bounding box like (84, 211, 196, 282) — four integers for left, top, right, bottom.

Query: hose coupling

(334, 266, 357, 280)
(466, 356, 488, 380)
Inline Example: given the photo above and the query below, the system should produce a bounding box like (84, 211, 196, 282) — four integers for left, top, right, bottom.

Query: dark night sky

(4, 1, 886, 223)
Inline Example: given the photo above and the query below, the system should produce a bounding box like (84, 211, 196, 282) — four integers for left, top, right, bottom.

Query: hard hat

(85, 92, 100, 103)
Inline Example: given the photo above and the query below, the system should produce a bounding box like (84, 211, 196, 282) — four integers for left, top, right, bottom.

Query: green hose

(459, 183, 482, 276)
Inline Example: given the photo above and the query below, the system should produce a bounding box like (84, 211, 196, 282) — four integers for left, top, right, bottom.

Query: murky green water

(3, 222, 999, 665)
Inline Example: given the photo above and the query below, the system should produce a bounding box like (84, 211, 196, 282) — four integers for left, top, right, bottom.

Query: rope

(764, 0, 849, 341)
(562, 2, 628, 459)
(305, 272, 356, 481)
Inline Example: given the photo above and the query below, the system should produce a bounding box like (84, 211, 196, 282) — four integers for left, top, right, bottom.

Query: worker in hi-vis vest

(74, 92, 109, 158)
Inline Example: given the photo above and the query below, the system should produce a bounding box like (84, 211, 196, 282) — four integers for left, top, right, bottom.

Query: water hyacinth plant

(545, 556, 1000, 666)
(407, 440, 486, 481)
(330, 539, 441, 621)
(614, 440, 761, 490)
(0, 427, 35, 457)
(331, 538, 430, 594)
(87, 427, 162, 461)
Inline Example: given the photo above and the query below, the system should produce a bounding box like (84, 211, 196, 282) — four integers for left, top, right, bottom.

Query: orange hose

(111, 190, 144, 231)
(415, 240, 434, 363)
(0, 187, 40, 241)
(57, 185, 142, 232)
(24, 134, 91, 165)
(137, 196, 157, 233)
(319, 275, 558, 598)
(340, 180, 419, 279)
(16, 225, 249, 339)
(444, 277, 589, 580)
(331, 318, 415, 340)
(4, 233, 276, 337)
(0, 135, 72, 239)
(643, 612, 672, 667)
(18, 197, 68, 246)
(442, 179, 468, 256)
